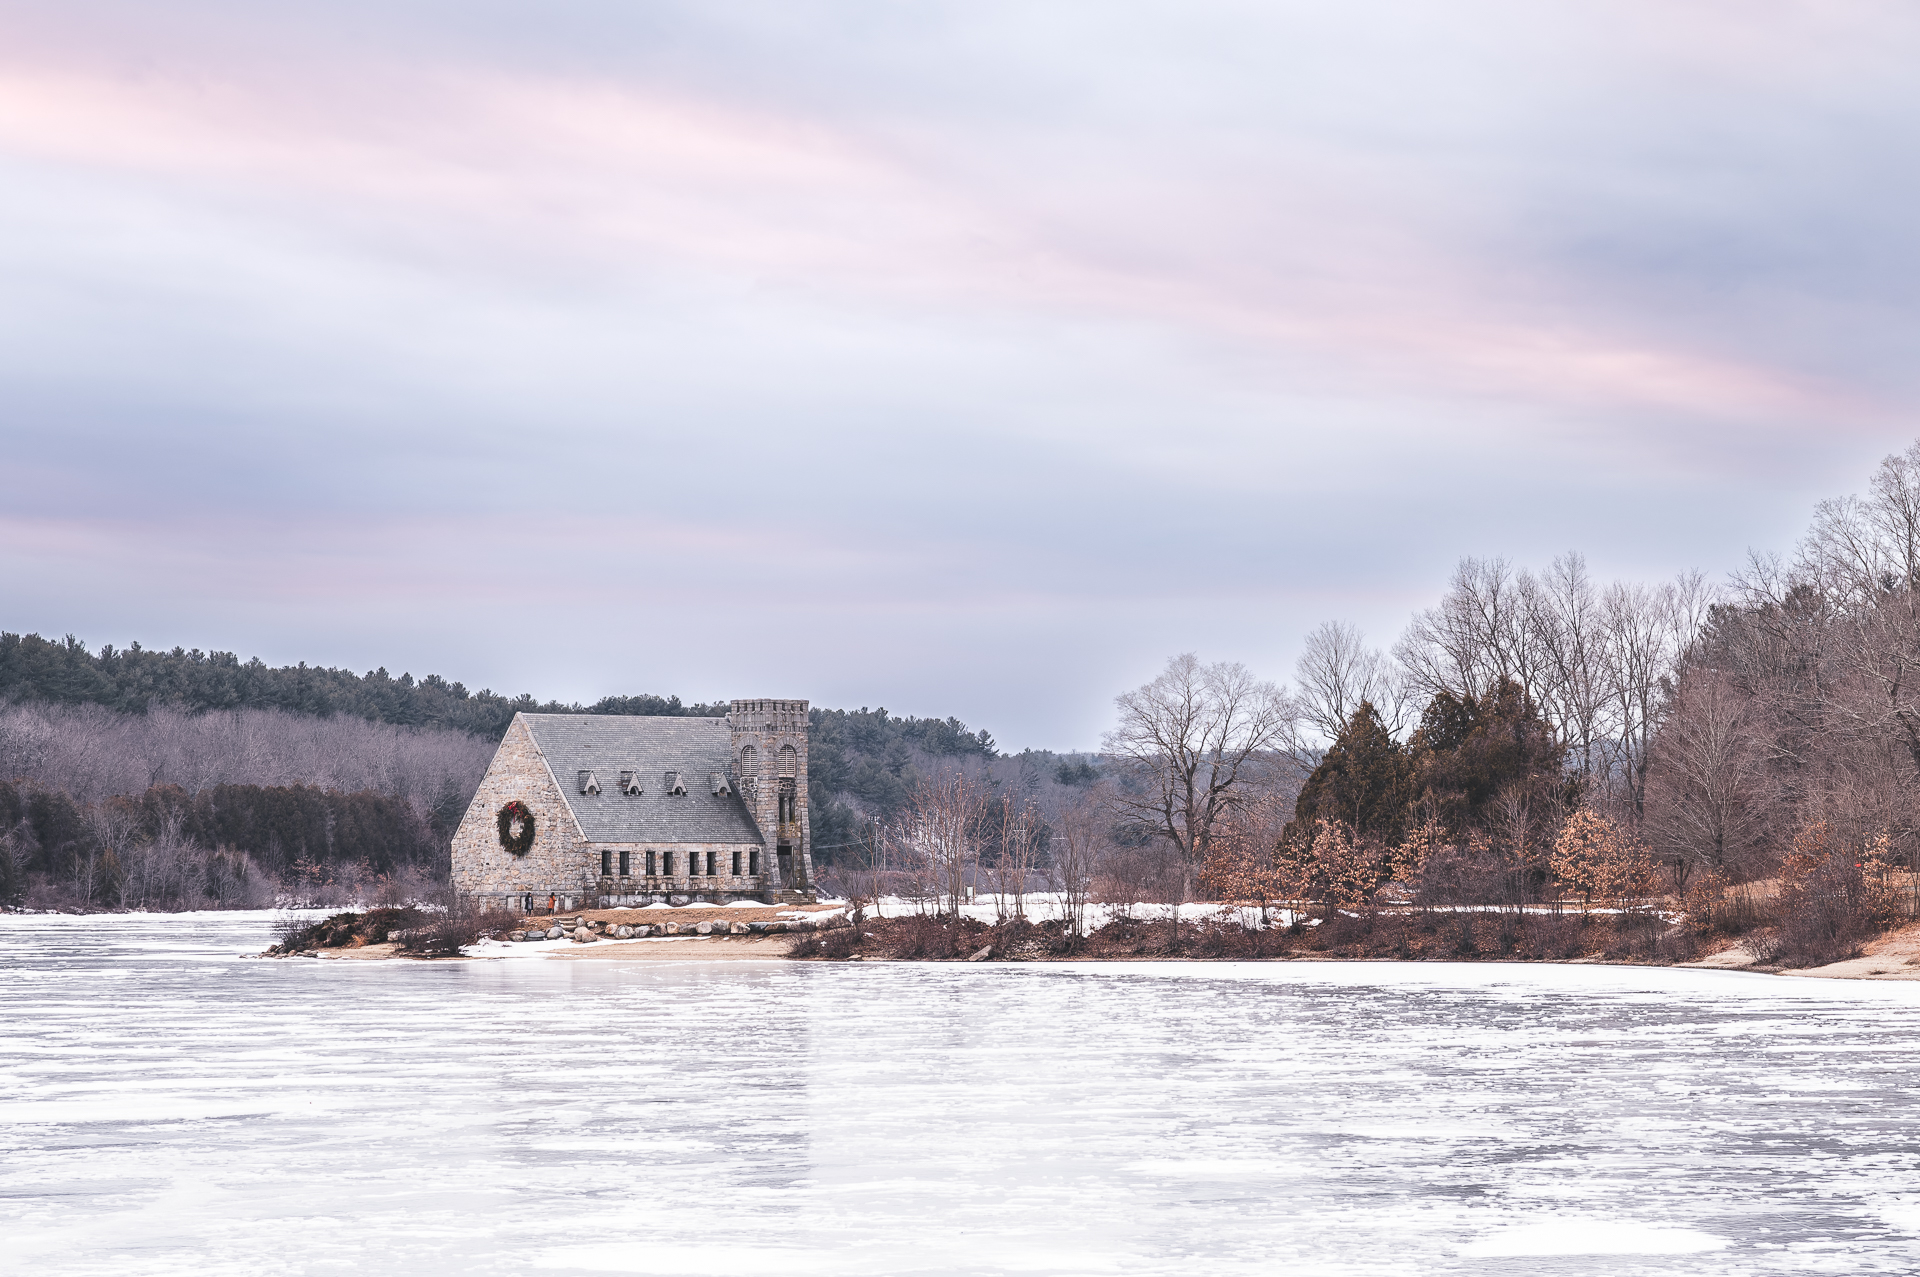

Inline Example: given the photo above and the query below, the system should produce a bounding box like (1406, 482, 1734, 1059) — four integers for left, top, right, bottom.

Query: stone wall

(451, 716, 593, 907)
(727, 698, 814, 895)
(588, 840, 766, 905)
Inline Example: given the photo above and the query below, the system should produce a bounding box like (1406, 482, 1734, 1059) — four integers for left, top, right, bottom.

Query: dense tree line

(806, 706, 1000, 862)
(1071, 443, 1920, 967)
(0, 632, 724, 737)
(0, 702, 492, 808)
(0, 778, 444, 910)
(1641, 442, 1920, 907)
(0, 632, 1018, 900)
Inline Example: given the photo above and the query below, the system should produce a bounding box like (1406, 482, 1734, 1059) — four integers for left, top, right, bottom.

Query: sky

(3, 1, 1920, 751)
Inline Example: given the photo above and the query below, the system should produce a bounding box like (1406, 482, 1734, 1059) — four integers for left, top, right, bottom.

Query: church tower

(728, 699, 813, 899)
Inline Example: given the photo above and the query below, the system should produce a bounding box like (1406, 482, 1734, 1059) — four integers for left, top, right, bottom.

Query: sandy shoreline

(286, 929, 1920, 978)
(260, 906, 1920, 980)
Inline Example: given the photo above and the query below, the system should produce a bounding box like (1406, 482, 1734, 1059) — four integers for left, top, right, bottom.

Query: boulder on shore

(571, 926, 596, 943)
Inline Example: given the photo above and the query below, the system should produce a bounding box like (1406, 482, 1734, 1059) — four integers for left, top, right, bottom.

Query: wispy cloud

(2, 1, 1917, 745)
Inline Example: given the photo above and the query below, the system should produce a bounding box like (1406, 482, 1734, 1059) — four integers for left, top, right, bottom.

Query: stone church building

(451, 699, 815, 912)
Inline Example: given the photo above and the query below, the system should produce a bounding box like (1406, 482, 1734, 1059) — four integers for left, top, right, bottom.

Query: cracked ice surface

(6, 913, 1920, 1276)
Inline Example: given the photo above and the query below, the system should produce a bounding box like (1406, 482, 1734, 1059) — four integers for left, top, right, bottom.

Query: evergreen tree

(1288, 701, 1411, 845)
(1408, 678, 1568, 834)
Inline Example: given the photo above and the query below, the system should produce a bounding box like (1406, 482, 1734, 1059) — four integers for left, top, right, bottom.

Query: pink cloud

(0, 38, 1890, 441)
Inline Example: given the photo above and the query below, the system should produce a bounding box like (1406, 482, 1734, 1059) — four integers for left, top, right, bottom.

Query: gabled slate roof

(519, 713, 764, 846)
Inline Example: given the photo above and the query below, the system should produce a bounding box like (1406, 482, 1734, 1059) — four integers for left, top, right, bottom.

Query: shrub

(1740, 929, 1783, 964)
(405, 905, 521, 958)
(883, 915, 975, 960)
(787, 926, 863, 960)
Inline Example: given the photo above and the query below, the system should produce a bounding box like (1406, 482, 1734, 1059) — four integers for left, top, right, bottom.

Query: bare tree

(1390, 554, 1712, 821)
(1793, 442, 1920, 778)
(897, 770, 987, 918)
(1529, 553, 1608, 781)
(1048, 788, 1105, 942)
(1103, 653, 1302, 906)
(1643, 670, 1767, 887)
(1395, 557, 1529, 705)
(1296, 621, 1408, 743)
(988, 794, 1040, 921)
(0, 819, 37, 906)
(1599, 579, 1678, 817)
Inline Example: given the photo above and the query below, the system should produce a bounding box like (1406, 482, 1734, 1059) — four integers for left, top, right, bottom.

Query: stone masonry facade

(451, 716, 591, 908)
(450, 701, 814, 911)
(727, 698, 814, 898)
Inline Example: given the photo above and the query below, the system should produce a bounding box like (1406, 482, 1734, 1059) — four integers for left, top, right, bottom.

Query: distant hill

(0, 631, 1005, 870)
(0, 632, 723, 737)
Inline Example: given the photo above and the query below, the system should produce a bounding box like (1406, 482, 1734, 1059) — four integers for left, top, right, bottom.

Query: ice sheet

(6, 911, 1920, 1276)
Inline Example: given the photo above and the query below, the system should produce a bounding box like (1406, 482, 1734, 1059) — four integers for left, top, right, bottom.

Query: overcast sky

(3, 2, 1918, 750)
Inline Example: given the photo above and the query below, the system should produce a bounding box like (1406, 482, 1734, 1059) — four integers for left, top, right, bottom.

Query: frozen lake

(6, 913, 1920, 1275)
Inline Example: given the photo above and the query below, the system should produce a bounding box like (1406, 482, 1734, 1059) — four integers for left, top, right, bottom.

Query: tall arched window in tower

(776, 746, 799, 828)
(738, 744, 759, 800)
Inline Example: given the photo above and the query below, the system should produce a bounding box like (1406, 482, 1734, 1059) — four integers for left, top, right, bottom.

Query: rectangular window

(731, 850, 741, 876)
(707, 850, 717, 876)
(600, 849, 612, 876)
(663, 852, 674, 876)
(647, 851, 656, 876)
(689, 852, 700, 877)
(749, 850, 759, 876)
(619, 850, 631, 876)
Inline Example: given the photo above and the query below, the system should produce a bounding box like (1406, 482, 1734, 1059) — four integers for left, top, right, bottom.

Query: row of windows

(600, 849, 759, 878)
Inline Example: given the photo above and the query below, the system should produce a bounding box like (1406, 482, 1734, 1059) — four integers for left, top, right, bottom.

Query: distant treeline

(0, 778, 444, 910)
(0, 630, 1017, 898)
(0, 632, 724, 737)
(807, 707, 1001, 859)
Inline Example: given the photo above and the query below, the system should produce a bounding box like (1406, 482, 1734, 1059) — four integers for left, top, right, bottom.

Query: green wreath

(497, 800, 536, 855)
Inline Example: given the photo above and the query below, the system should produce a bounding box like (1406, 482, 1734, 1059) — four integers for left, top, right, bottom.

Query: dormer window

(578, 770, 601, 795)
(619, 770, 642, 796)
(666, 771, 687, 796)
(711, 772, 732, 796)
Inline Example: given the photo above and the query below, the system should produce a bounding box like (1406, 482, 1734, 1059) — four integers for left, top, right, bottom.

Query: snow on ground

(850, 892, 1302, 928)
